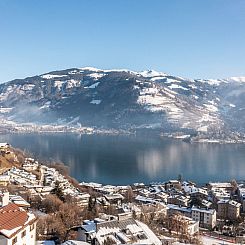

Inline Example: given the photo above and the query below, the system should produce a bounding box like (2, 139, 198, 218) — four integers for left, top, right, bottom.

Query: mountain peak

(229, 77, 245, 83)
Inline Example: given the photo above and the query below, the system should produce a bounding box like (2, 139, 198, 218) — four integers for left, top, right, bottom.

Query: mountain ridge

(0, 67, 244, 141)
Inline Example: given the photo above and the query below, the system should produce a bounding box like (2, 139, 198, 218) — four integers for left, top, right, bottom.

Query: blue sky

(0, 0, 245, 82)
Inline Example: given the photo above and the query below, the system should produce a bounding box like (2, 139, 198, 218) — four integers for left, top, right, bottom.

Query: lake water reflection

(0, 133, 245, 185)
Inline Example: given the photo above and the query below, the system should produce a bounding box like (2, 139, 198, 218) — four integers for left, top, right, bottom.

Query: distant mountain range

(0, 67, 244, 140)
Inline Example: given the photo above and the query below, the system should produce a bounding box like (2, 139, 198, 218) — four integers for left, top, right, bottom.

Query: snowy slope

(0, 67, 244, 138)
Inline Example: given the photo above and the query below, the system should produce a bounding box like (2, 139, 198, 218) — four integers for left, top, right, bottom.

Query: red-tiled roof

(0, 203, 34, 238)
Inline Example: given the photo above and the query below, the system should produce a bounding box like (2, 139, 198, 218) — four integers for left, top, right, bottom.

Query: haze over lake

(0, 133, 245, 185)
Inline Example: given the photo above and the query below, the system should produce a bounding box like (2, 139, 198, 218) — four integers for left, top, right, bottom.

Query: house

(1, 190, 30, 209)
(74, 193, 90, 207)
(7, 167, 39, 186)
(104, 193, 124, 206)
(0, 175, 10, 187)
(0, 143, 10, 150)
(167, 204, 192, 218)
(135, 195, 159, 205)
(189, 188, 208, 202)
(0, 203, 37, 245)
(77, 217, 162, 245)
(208, 182, 233, 191)
(165, 180, 181, 190)
(9, 194, 30, 209)
(168, 214, 199, 236)
(191, 206, 216, 229)
(119, 203, 142, 218)
(238, 186, 245, 212)
(211, 188, 231, 203)
(199, 199, 212, 209)
(217, 199, 241, 220)
(155, 192, 169, 203)
(167, 194, 190, 207)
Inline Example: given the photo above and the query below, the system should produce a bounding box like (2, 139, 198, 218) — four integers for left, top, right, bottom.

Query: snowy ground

(201, 235, 238, 245)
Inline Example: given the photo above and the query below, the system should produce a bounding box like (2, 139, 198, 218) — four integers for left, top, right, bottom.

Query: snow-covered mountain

(0, 67, 244, 139)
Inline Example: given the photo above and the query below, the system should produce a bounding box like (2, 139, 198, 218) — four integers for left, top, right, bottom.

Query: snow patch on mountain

(229, 77, 245, 83)
(21, 84, 35, 91)
(168, 84, 189, 91)
(0, 67, 244, 137)
(54, 81, 65, 90)
(42, 74, 67, 79)
(88, 73, 105, 80)
(86, 82, 100, 89)
(80, 67, 102, 72)
(66, 79, 80, 88)
(139, 70, 167, 78)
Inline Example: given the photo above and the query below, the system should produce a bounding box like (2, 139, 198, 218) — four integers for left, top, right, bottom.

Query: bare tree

(124, 186, 134, 202)
(41, 194, 63, 213)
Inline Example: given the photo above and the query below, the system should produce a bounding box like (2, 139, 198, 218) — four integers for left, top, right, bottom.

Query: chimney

(0, 191, 9, 206)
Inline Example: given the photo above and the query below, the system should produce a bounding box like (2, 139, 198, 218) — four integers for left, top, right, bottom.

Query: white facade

(0, 203, 37, 245)
(191, 207, 216, 229)
(0, 223, 36, 245)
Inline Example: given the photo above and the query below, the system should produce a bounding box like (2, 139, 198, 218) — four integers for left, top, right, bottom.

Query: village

(1, 143, 245, 245)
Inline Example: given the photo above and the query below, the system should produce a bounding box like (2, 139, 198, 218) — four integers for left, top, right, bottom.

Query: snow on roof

(61, 241, 90, 245)
(209, 182, 232, 188)
(192, 206, 216, 215)
(135, 195, 158, 204)
(167, 204, 191, 213)
(218, 199, 241, 207)
(36, 241, 56, 245)
(80, 182, 102, 188)
(135, 220, 162, 245)
(82, 221, 97, 233)
(105, 194, 124, 200)
(9, 195, 30, 207)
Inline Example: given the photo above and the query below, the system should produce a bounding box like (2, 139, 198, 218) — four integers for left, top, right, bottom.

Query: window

(30, 223, 35, 231)
(12, 237, 17, 245)
(22, 230, 26, 238)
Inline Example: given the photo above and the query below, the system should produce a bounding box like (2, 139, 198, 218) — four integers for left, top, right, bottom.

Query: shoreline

(1, 129, 245, 144)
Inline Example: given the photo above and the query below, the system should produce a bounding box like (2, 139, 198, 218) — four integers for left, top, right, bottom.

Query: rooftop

(0, 203, 36, 238)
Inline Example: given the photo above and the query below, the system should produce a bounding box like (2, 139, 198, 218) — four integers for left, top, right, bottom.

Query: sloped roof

(0, 203, 36, 238)
(96, 218, 137, 231)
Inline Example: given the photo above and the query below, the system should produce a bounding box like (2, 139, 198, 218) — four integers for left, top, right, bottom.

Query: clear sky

(0, 0, 245, 82)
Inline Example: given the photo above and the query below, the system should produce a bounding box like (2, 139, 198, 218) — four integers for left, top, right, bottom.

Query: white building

(78, 217, 162, 245)
(7, 167, 39, 186)
(0, 203, 37, 245)
(191, 206, 216, 229)
(169, 214, 199, 236)
(0, 175, 10, 186)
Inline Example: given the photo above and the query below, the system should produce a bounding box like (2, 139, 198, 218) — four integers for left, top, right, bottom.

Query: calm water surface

(0, 133, 244, 185)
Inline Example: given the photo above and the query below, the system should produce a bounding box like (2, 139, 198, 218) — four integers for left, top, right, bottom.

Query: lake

(0, 133, 245, 185)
